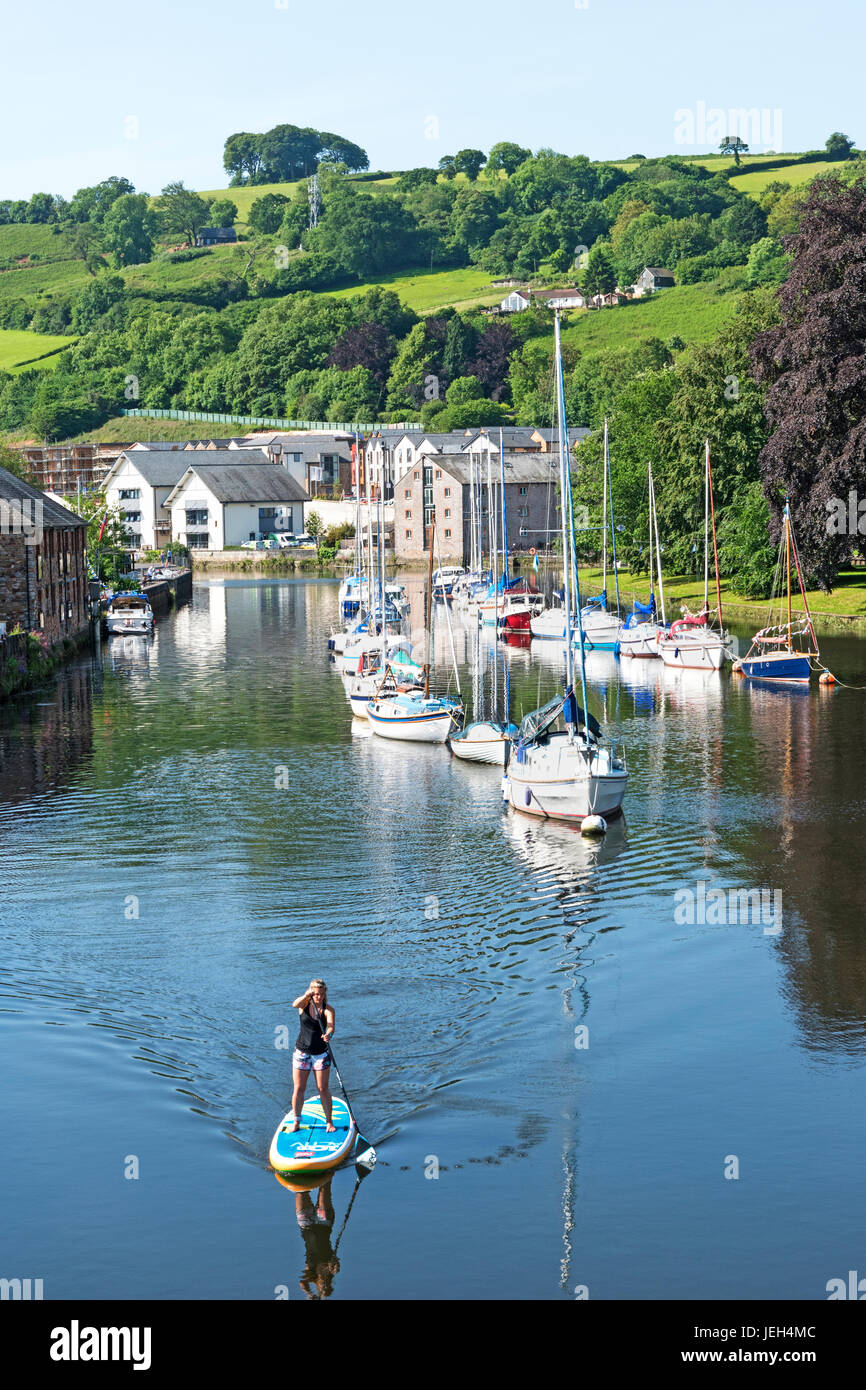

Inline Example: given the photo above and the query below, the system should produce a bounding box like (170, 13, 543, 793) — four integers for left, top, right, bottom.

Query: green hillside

(0, 328, 77, 372)
(729, 158, 848, 193)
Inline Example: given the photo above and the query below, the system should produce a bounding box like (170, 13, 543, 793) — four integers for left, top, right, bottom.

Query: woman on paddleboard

(291, 980, 336, 1132)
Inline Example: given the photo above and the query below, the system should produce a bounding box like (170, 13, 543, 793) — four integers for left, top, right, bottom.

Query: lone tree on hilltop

(719, 135, 749, 166)
(825, 131, 855, 160)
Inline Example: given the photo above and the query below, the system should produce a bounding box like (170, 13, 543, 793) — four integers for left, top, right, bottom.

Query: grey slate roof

(166, 464, 310, 505)
(110, 447, 274, 488)
(0, 464, 86, 529)
(425, 453, 560, 486)
(530, 427, 591, 446)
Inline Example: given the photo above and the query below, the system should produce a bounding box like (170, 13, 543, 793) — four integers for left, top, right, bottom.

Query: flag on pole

(532, 552, 539, 572)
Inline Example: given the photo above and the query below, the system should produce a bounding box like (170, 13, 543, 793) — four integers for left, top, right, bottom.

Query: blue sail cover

(585, 590, 607, 608)
(623, 594, 656, 627)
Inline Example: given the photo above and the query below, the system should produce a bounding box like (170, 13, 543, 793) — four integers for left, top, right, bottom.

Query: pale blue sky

(2, 0, 862, 198)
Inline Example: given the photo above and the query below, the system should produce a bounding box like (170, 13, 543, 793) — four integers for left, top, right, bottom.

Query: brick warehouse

(0, 463, 89, 645)
(394, 452, 562, 564)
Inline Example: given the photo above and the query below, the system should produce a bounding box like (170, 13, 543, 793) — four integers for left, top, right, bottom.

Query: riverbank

(0, 628, 91, 701)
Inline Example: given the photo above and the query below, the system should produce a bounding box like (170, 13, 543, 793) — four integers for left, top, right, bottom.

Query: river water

(2, 576, 865, 1301)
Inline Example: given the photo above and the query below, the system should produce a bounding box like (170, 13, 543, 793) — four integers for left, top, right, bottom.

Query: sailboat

(450, 513, 518, 766)
(578, 419, 621, 651)
(733, 499, 820, 682)
(504, 313, 628, 823)
(367, 522, 464, 744)
(658, 441, 729, 670)
(617, 461, 666, 657)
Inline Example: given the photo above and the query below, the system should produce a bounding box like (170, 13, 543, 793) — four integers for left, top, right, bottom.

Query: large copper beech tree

(750, 174, 866, 589)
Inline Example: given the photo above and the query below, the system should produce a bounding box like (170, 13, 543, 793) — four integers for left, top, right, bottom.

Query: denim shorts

(293, 1048, 331, 1072)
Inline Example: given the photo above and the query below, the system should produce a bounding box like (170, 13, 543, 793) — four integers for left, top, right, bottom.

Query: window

(518, 506, 528, 518)
(124, 511, 142, 523)
(405, 509, 412, 519)
(186, 533, 209, 548)
(435, 469, 441, 480)
(444, 487, 450, 497)
(444, 508, 451, 518)
(128, 533, 142, 548)
(119, 488, 140, 500)
(405, 529, 412, 539)
(444, 529, 451, 538)
(186, 510, 208, 527)
(519, 486, 527, 496)
(404, 488, 411, 500)
(414, 470, 419, 481)
(519, 527, 528, 537)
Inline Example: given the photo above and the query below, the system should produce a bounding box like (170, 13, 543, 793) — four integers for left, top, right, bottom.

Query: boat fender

(731, 659, 743, 674)
(581, 815, 607, 837)
(819, 671, 837, 685)
(524, 787, 532, 807)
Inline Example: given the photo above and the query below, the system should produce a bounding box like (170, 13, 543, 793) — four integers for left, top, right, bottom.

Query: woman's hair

(309, 979, 328, 1008)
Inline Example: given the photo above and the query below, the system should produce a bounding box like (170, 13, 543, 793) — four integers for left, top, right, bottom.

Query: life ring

(529, 547, 537, 556)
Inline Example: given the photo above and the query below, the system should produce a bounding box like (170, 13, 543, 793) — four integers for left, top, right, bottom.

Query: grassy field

(328, 265, 503, 314)
(561, 279, 741, 354)
(0, 223, 77, 264)
(67, 416, 249, 444)
(573, 565, 866, 624)
(0, 328, 75, 372)
(729, 159, 848, 193)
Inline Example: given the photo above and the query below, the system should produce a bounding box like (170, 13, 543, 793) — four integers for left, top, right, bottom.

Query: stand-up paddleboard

(269, 1094, 356, 1175)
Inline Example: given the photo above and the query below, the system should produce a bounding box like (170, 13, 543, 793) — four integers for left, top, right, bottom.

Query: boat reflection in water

(503, 809, 628, 1292)
(107, 633, 153, 675)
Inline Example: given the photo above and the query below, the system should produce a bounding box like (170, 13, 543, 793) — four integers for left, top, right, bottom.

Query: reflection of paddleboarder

(290, 980, 336, 1132)
(295, 1176, 339, 1300)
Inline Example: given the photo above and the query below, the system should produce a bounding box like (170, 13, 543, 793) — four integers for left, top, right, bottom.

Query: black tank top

(296, 1002, 328, 1054)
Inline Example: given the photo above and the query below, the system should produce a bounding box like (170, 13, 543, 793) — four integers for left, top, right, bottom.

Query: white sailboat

(504, 314, 628, 825)
(658, 441, 729, 671)
(617, 461, 666, 658)
(367, 522, 464, 744)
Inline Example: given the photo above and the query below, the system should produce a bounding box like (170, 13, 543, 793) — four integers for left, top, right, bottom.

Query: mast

(785, 500, 792, 648)
(703, 439, 709, 614)
(424, 521, 434, 698)
(468, 450, 477, 574)
(649, 462, 667, 626)
(354, 432, 362, 575)
(365, 446, 374, 620)
(706, 440, 723, 630)
(555, 314, 575, 698)
(601, 420, 608, 603)
(379, 485, 386, 661)
(499, 427, 508, 584)
(606, 423, 620, 617)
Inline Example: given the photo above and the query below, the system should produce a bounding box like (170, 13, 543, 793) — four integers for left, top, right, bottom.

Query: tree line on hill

(222, 125, 369, 183)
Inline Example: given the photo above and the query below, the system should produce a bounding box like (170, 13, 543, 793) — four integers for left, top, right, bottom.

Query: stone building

(0, 463, 89, 644)
(394, 452, 562, 564)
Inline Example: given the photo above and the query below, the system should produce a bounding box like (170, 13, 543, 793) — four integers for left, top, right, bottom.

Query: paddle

(307, 996, 376, 1171)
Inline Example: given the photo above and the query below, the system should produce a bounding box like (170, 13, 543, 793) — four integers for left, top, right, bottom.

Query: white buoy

(580, 814, 607, 836)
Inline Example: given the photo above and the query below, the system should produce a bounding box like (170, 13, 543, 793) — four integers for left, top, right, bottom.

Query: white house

(163, 463, 310, 549)
(538, 287, 590, 310)
(102, 449, 195, 551)
(500, 288, 530, 313)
